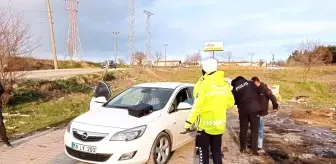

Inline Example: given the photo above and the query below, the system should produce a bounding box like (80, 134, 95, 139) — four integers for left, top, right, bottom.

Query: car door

(89, 81, 111, 110)
(167, 87, 194, 148)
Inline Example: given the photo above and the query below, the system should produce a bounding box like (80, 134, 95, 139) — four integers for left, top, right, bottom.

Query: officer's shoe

(4, 142, 13, 148)
(240, 148, 247, 153)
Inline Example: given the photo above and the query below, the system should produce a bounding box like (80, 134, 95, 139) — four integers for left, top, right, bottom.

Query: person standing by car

(251, 76, 278, 151)
(231, 76, 261, 155)
(184, 58, 235, 164)
(0, 82, 12, 148)
(194, 69, 206, 156)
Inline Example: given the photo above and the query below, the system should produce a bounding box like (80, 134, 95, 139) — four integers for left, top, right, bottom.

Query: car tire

(147, 132, 172, 164)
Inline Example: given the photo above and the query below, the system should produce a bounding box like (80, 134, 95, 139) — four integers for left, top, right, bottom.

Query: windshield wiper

(110, 105, 129, 109)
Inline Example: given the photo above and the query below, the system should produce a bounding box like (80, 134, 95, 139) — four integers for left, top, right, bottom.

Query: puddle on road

(267, 150, 289, 163)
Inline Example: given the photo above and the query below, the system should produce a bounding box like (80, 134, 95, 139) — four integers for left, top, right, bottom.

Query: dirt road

(19, 68, 126, 80)
(0, 113, 255, 164)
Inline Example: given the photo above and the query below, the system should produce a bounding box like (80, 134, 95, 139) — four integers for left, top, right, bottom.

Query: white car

(64, 82, 197, 164)
(267, 65, 283, 70)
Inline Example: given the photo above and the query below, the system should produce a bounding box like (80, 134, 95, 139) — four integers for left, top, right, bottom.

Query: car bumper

(64, 128, 152, 164)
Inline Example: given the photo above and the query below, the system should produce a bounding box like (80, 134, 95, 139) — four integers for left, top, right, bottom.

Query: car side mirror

(93, 96, 107, 103)
(177, 102, 192, 110)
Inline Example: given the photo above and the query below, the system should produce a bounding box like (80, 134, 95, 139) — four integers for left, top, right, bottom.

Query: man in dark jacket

(231, 76, 261, 155)
(0, 83, 12, 148)
(251, 77, 278, 150)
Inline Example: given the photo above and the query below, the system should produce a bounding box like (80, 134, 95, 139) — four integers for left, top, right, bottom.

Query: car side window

(186, 87, 194, 104)
(169, 88, 189, 113)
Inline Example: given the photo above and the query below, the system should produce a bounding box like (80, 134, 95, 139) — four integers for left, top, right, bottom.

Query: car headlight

(66, 121, 72, 133)
(110, 125, 147, 141)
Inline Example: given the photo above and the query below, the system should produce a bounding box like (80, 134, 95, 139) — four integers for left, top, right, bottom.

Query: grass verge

(3, 70, 130, 138)
(3, 66, 336, 138)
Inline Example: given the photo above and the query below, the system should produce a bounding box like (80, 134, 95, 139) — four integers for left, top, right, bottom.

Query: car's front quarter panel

(64, 121, 154, 164)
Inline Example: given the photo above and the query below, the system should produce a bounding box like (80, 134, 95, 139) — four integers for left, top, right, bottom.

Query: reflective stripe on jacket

(186, 71, 235, 135)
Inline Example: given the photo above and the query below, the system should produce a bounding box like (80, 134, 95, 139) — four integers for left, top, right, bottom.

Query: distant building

(217, 62, 266, 67)
(155, 60, 182, 67)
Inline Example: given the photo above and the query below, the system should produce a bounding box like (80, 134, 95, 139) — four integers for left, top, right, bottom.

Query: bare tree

(153, 51, 164, 65)
(185, 52, 201, 65)
(0, 8, 40, 104)
(189, 52, 201, 65)
(131, 52, 146, 66)
(259, 59, 266, 67)
(292, 40, 327, 82)
(118, 58, 125, 65)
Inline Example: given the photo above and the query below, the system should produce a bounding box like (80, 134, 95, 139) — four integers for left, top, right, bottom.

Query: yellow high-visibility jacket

(193, 76, 203, 129)
(184, 71, 235, 135)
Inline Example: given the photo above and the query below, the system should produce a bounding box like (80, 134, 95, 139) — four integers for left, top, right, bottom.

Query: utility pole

(113, 32, 119, 64)
(227, 51, 232, 62)
(271, 52, 275, 65)
(144, 10, 154, 67)
(46, 0, 58, 69)
(249, 53, 255, 66)
(164, 44, 168, 67)
(227, 51, 232, 64)
(198, 49, 202, 66)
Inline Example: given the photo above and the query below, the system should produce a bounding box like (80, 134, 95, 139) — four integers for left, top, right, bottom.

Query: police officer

(0, 82, 12, 148)
(194, 69, 205, 156)
(231, 76, 261, 155)
(184, 58, 235, 164)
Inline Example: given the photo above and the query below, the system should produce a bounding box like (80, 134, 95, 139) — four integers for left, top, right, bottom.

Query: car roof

(134, 82, 193, 89)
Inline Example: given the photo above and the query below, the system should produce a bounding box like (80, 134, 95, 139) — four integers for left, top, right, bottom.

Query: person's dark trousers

(198, 130, 223, 164)
(0, 108, 9, 144)
(195, 130, 201, 155)
(239, 112, 260, 153)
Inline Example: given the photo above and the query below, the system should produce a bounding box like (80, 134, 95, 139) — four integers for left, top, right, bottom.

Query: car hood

(73, 107, 161, 129)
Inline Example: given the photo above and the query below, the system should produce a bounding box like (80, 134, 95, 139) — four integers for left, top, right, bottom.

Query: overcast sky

(1, 0, 336, 62)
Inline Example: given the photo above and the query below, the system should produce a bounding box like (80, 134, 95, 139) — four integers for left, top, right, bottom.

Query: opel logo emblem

(82, 132, 88, 139)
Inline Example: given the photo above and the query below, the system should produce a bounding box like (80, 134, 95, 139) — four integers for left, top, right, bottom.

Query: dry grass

(4, 66, 336, 137)
(5, 57, 99, 72)
(291, 108, 336, 129)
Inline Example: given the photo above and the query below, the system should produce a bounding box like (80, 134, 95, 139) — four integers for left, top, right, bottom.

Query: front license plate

(72, 142, 97, 154)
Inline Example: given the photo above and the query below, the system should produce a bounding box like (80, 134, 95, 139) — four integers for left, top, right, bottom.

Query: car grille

(72, 129, 108, 142)
(66, 146, 112, 162)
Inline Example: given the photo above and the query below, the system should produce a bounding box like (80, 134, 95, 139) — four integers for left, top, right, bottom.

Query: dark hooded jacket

(231, 76, 261, 115)
(258, 82, 278, 116)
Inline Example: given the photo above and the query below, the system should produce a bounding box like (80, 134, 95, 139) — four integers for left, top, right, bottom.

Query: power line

(46, 0, 58, 69)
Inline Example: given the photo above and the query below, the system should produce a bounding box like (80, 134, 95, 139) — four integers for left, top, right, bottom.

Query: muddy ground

(228, 105, 336, 164)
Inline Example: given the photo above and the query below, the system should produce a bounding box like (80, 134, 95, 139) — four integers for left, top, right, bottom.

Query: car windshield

(105, 87, 174, 111)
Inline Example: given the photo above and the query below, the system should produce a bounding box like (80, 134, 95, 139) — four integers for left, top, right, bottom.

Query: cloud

(1, 0, 336, 63)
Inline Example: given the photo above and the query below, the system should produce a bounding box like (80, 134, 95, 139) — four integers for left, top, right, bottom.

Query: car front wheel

(147, 132, 172, 164)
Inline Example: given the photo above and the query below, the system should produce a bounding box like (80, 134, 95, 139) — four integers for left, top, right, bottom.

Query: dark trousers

(0, 108, 9, 143)
(239, 113, 260, 153)
(198, 131, 223, 164)
(195, 130, 201, 150)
